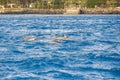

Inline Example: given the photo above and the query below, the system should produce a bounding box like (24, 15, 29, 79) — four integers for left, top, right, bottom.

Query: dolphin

(23, 36, 36, 41)
(48, 39, 62, 44)
(53, 34, 68, 40)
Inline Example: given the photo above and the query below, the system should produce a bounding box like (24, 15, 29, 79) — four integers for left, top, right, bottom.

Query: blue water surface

(0, 14, 120, 80)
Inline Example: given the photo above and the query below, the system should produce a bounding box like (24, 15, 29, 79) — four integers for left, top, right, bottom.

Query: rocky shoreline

(0, 8, 120, 14)
(0, 9, 64, 14)
(82, 8, 120, 14)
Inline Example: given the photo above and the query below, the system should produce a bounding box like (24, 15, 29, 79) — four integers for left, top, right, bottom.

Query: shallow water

(0, 14, 120, 80)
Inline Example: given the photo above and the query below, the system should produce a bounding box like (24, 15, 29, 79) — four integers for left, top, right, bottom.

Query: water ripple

(0, 15, 120, 80)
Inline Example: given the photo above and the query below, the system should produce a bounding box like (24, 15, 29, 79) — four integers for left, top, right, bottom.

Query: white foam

(0, 47, 8, 52)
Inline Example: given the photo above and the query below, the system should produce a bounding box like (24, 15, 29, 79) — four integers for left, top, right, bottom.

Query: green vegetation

(86, 0, 106, 8)
(0, 0, 119, 9)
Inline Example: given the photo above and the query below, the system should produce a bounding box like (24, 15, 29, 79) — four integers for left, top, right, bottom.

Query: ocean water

(0, 14, 120, 80)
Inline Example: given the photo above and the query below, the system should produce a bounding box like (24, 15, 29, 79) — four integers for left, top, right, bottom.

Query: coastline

(0, 8, 64, 14)
(0, 8, 120, 14)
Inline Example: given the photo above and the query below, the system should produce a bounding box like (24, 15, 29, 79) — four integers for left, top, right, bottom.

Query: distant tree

(48, 0, 63, 9)
(35, 0, 41, 8)
(79, 0, 88, 8)
(116, 0, 120, 7)
(0, 0, 7, 5)
(106, 0, 117, 7)
(18, 0, 33, 8)
(86, 0, 106, 8)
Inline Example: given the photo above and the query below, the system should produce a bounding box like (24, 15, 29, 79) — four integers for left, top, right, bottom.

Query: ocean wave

(0, 15, 120, 80)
